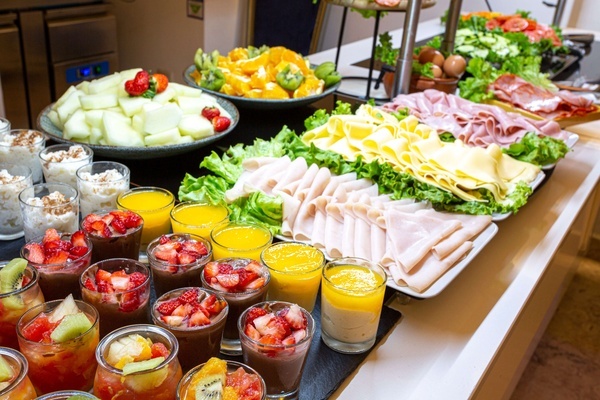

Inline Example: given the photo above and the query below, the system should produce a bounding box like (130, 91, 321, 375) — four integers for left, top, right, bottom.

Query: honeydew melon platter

(37, 68, 239, 159)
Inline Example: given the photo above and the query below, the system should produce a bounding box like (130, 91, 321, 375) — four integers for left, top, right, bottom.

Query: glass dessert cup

(170, 201, 230, 240)
(210, 221, 273, 261)
(176, 358, 266, 400)
(93, 324, 183, 400)
(21, 231, 92, 301)
(18, 183, 79, 243)
(76, 161, 130, 218)
(0, 346, 37, 399)
(34, 390, 99, 399)
(147, 233, 213, 298)
(0, 163, 33, 240)
(320, 257, 387, 354)
(80, 258, 151, 339)
(0, 117, 9, 134)
(261, 241, 325, 312)
(238, 301, 315, 399)
(201, 258, 270, 355)
(81, 210, 144, 264)
(151, 287, 228, 372)
(0, 129, 45, 184)
(116, 187, 175, 253)
(39, 143, 93, 187)
(16, 299, 99, 394)
(0, 262, 45, 350)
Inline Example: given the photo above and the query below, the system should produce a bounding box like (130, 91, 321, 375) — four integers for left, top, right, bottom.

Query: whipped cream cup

(0, 129, 45, 184)
(0, 164, 33, 240)
(40, 144, 93, 187)
(76, 161, 130, 218)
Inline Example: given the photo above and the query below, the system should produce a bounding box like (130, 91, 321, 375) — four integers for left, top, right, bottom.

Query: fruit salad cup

(116, 187, 175, 252)
(0, 259, 45, 350)
(151, 287, 228, 372)
(261, 241, 325, 312)
(201, 258, 270, 355)
(238, 301, 315, 399)
(0, 347, 37, 399)
(16, 295, 100, 394)
(80, 258, 151, 339)
(170, 202, 230, 240)
(93, 324, 183, 400)
(177, 357, 266, 400)
(81, 210, 144, 264)
(35, 391, 100, 399)
(210, 222, 272, 261)
(147, 233, 212, 298)
(21, 229, 93, 301)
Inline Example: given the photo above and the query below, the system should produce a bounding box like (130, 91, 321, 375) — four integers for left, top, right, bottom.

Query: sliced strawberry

(244, 323, 261, 341)
(244, 277, 266, 291)
(24, 243, 45, 264)
(156, 298, 181, 316)
(44, 249, 69, 265)
(70, 230, 88, 247)
(83, 278, 97, 291)
(161, 315, 184, 326)
(203, 262, 220, 279)
(245, 307, 268, 326)
(123, 212, 143, 229)
(236, 269, 258, 289)
(178, 288, 199, 304)
(110, 270, 130, 291)
(96, 269, 114, 293)
(279, 304, 307, 330)
(258, 334, 282, 346)
(244, 260, 264, 275)
(207, 299, 226, 315)
(218, 263, 233, 275)
(101, 213, 115, 226)
(182, 240, 208, 256)
(128, 272, 146, 289)
(216, 273, 240, 289)
(154, 248, 177, 264)
(159, 235, 170, 245)
(177, 251, 198, 265)
(212, 116, 231, 132)
(201, 106, 220, 121)
(90, 220, 111, 238)
(110, 217, 127, 235)
(188, 310, 211, 327)
(199, 294, 216, 309)
(150, 342, 170, 358)
(171, 303, 194, 317)
(119, 292, 140, 312)
(69, 246, 88, 260)
(152, 73, 169, 93)
(42, 228, 61, 244)
(282, 335, 296, 346)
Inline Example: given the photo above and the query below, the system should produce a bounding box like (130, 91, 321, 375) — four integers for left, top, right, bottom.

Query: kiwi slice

(195, 375, 225, 400)
(122, 356, 165, 376)
(0, 258, 27, 310)
(50, 312, 93, 343)
(0, 355, 14, 382)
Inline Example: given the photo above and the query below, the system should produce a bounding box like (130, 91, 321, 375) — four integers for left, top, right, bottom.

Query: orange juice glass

(170, 202, 230, 240)
(261, 242, 325, 312)
(210, 222, 272, 261)
(116, 187, 175, 251)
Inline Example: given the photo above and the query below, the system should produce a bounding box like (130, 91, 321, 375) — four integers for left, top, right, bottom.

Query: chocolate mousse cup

(147, 233, 212, 298)
(80, 258, 151, 338)
(238, 301, 315, 399)
(151, 287, 228, 372)
(201, 258, 270, 355)
(21, 232, 92, 301)
(82, 210, 144, 264)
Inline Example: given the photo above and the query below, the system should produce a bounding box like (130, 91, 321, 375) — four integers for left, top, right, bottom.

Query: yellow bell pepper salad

(191, 45, 341, 100)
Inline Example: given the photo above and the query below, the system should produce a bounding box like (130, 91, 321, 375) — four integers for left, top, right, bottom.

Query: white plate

(541, 132, 579, 170)
(491, 169, 546, 221)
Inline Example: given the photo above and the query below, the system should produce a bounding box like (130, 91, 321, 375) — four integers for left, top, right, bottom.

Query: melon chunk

(47, 110, 63, 131)
(54, 86, 78, 108)
(63, 109, 91, 140)
(119, 68, 143, 82)
(80, 93, 119, 110)
(85, 109, 105, 129)
(142, 103, 182, 135)
(144, 128, 181, 146)
(119, 97, 151, 117)
(152, 87, 177, 104)
(169, 82, 203, 97)
(177, 96, 213, 115)
(56, 90, 84, 122)
(87, 73, 123, 94)
(102, 112, 144, 147)
(178, 114, 214, 139)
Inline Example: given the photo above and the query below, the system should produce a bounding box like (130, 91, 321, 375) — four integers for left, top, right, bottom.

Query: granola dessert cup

(39, 144, 93, 187)
(76, 161, 130, 218)
(0, 129, 45, 184)
(0, 164, 32, 240)
(18, 183, 79, 243)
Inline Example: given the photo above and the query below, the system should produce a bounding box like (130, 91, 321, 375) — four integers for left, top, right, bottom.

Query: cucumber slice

(50, 312, 93, 343)
(122, 356, 164, 376)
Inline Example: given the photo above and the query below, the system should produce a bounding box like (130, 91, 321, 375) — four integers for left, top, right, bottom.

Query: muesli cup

(18, 183, 79, 242)
(93, 324, 183, 400)
(0, 346, 37, 399)
(238, 301, 315, 399)
(151, 287, 228, 372)
(201, 257, 270, 355)
(0, 164, 33, 240)
(147, 233, 212, 298)
(0, 129, 45, 184)
(21, 231, 93, 301)
(76, 161, 130, 218)
(16, 299, 99, 394)
(80, 258, 151, 339)
(39, 143, 93, 187)
(0, 262, 45, 350)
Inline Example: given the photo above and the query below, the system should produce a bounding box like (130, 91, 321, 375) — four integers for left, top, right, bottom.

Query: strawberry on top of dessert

(82, 210, 143, 238)
(154, 288, 227, 328)
(243, 304, 308, 352)
(149, 234, 210, 270)
(203, 259, 268, 293)
(22, 228, 90, 266)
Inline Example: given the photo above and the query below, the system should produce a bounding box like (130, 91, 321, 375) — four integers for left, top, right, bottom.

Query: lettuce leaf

(228, 191, 283, 235)
(503, 132, 570, 165)
(178, 174, 229, 204)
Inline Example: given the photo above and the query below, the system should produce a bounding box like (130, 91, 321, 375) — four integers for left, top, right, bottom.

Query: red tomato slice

(524, 19, 537, 31)
(502, 17, 529, 32)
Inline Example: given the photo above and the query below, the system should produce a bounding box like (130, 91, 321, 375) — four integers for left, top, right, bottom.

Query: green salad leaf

(503, 132, 570, 165)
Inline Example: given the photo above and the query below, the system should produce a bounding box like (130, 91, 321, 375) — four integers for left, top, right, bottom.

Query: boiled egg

(442, 55, 467, 78)
(418, 48, 445, 68)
